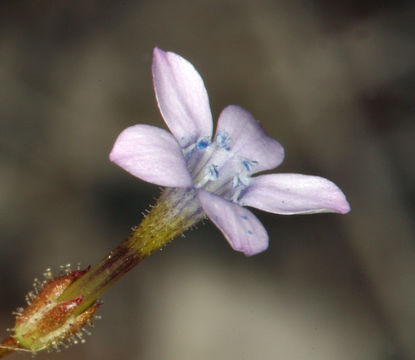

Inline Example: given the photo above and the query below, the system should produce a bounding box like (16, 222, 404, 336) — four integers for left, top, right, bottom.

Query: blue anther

(215, 131, 232, 150)
(207, 165, 219, 180)
(196, 137, 210, 150)
(242, 159, 258, 172)
(247, 230, 253, 235)
(241, 215, 248, 220)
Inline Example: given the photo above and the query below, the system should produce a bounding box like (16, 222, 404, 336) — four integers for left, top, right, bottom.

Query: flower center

(183, 132, 258, 203)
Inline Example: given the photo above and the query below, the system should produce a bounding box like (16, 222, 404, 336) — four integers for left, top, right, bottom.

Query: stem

(0, 188, 204, 357)
(0, 337, 19, 358)
(58, 188, 203, 315)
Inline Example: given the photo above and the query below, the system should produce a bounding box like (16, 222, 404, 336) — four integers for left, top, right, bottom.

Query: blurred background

(0, 0, 414, 359)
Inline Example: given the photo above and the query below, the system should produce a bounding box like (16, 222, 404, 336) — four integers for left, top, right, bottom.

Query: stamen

(215, 131, 232, 151)
(195, 164, 219, 188)
(185, 136, 258, 207)
(232, 175, 239, 188)
(239, 174, 250, 186)
(182, 143, 196, 158)
(242, 159, 258, 172)
(189, 137, 215, 179)
(196, 137, 211, 150)
(231, 187, 243, 202)
(207, 165, 219, 181)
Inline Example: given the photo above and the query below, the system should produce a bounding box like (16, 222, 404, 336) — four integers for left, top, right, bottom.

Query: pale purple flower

(110, 47, 350, 256)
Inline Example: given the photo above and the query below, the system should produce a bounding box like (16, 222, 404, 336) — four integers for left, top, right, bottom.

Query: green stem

(58, 188, 203, 315)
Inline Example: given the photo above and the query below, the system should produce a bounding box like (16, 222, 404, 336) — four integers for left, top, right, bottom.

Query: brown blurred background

(1, 0, 414, 359)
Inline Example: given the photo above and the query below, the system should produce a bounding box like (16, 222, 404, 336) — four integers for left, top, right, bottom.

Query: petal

(152, 47, 213, 147)
(198, 190, 269, 256)
(240, 174, 351, 214)
(109, 124, 193, 187)
(214, 105, 284, 173)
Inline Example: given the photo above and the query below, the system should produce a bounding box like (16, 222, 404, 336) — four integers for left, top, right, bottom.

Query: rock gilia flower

(110, 47, 350, 256)
(0, 47, 350, 358)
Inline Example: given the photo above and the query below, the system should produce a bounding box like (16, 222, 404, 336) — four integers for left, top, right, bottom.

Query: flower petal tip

(152, 46, 165, 60)
(241, 242, 269, 257)
(324, 183, 351, 214)
(336, 197, 351, 214)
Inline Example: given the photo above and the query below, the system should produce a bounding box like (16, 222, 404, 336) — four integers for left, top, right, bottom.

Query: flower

(109, 47, 350, 256)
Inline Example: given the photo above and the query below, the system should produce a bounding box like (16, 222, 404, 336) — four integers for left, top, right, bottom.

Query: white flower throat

(183, 131, 258, 202)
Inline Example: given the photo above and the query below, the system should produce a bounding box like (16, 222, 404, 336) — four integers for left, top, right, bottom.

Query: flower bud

(12, 268, 100, 352)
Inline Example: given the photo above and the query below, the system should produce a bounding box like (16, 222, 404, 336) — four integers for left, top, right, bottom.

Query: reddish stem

(0, 337, 20, 358)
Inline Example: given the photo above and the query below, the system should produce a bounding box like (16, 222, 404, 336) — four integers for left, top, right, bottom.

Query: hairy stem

(58, 188, 203, 315)
(0, 188, 204, 357)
